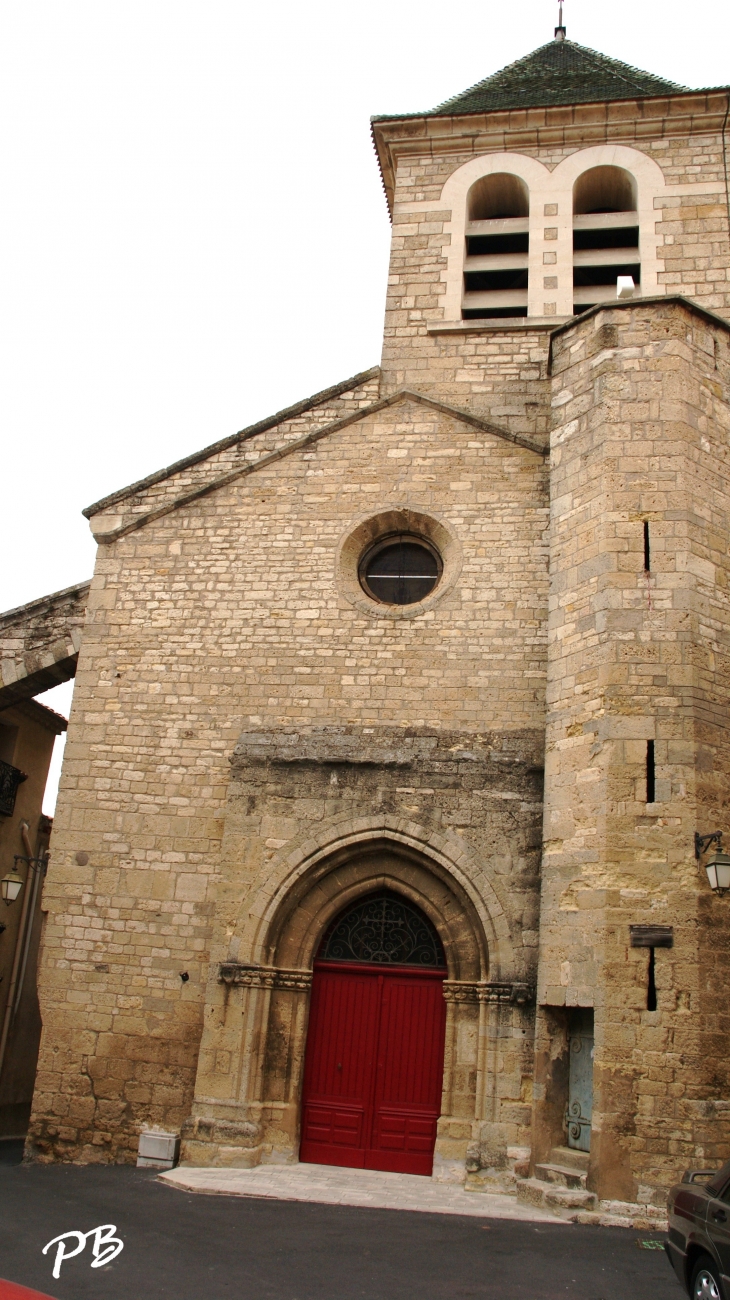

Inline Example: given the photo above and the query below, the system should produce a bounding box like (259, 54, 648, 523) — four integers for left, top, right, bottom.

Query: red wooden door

(300, 961, 446, 1176)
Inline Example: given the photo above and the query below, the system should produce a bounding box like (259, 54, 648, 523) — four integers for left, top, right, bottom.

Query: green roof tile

(373, 39, 689, 121)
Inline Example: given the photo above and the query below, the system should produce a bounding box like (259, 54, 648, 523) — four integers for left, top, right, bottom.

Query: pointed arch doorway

(299, 892, 447, 1176)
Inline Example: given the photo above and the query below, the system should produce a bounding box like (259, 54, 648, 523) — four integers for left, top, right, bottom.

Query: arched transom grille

(318, 892, 446, 968)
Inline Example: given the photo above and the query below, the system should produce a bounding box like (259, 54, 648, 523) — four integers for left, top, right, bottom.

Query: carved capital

(443, 980, 481, 1004)
(218, 963, 312, 992)
(442, 980, 534, 1006)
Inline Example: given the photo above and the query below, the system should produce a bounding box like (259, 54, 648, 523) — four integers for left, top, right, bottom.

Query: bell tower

(371, 32, 730, 1207)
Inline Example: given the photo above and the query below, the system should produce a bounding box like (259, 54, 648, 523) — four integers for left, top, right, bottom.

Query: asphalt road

(0, 1143, 683, 1300)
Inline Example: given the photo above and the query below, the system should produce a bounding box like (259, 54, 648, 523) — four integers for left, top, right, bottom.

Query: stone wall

(536, 298, 730, 1204)
(0, 582, 90, 708)
(28, 387, 549, 1163)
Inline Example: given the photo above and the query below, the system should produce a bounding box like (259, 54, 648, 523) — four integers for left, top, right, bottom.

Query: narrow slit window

(647, 947, 657, 1011)
(643, 521, 650, 573)
(646, 740, 655, 803)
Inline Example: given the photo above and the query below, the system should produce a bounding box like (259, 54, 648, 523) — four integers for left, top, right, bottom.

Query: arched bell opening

(463, 173, 530, 321)
(572, 165, 637, 216)
(468, 173, 530, 221)
(572, 164, 640, 314)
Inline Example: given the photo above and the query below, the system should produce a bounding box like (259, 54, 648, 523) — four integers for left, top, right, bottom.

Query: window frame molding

(438, 145, 667, 323)
(335, 506, 463, 622)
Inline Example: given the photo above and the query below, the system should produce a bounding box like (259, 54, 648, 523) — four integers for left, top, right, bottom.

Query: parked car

(0, 1280, 57, 1300)
(666, 1161, 730, 1298)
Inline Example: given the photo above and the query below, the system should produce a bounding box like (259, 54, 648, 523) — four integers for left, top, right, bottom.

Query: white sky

(2, 0, 728, 811)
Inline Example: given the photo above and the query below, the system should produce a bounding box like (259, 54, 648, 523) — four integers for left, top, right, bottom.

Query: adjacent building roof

(372, 38, 689, 122)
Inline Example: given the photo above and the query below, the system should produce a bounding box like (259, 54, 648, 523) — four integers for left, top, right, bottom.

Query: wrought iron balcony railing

(0, 760, 27, 818)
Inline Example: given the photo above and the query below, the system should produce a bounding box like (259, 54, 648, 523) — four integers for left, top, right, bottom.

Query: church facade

(23, 35, 730, 1216)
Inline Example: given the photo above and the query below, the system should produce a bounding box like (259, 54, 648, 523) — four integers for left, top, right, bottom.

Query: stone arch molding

(228, 815, 516, 983)
(439, 145, 667, 321)
(183, 817, 527, 1170)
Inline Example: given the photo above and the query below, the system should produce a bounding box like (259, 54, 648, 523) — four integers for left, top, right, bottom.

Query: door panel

(567, 1011, 594, 1153)
(300, 967, 380, 1167)
(302, 1104, 364, 1150)
(368, 974, 446, 1173)
(300, 963, 446, 1176)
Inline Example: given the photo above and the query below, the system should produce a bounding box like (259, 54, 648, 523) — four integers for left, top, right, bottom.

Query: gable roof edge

(0, 579, 92, 628)
(92, 389, 545, 546)
(83, 366, 381, 519)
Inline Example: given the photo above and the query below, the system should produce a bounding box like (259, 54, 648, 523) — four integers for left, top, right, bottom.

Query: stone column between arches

(181, 843, 530, 1180)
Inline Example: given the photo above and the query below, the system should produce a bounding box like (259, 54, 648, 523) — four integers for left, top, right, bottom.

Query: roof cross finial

(554, 0, 566, 40)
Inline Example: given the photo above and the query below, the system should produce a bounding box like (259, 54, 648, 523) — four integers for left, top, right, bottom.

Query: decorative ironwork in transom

(318, 892, 446, 968)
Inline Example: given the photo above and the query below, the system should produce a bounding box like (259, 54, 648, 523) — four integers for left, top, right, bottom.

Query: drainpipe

(14, 829, 46, 1017)
(0, 822, 43, 1083)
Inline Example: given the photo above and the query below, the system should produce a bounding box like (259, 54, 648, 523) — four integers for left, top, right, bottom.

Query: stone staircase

(516, 1146, 597, 1216)
(515, 1147, 669, 1227)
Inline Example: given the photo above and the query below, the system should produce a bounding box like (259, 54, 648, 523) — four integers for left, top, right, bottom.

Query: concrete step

(534, 1161, 587, 1190)
(549, 1146, 589, 1174)
(517, 1178, 598, 1215)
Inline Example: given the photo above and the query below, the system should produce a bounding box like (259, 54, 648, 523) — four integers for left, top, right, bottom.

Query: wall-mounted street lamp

(695, 831, 730, 897)
(1, 864, 23, 905)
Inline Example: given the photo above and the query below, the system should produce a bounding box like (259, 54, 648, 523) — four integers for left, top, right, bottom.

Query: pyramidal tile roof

(373, 39, 689, 121)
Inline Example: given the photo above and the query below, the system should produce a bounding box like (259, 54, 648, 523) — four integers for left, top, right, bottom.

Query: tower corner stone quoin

(20, 30, 730, 1214)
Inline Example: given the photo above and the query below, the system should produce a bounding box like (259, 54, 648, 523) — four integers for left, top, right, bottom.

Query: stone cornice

(427, 317, 569, 335)
(372, 89, 730, 216)
(218, 966, 534, 1004)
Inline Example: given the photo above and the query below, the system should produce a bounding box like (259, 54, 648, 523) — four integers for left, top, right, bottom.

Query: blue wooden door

(567, 1014, 593, 1152)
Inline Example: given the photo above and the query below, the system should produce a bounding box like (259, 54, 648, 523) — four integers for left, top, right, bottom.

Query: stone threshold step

(534, 1162, 588, 1190)
(572, 1209, 669, 1230)
(549, 1146, 590, 1173)
(517, 1178, 598, 1213)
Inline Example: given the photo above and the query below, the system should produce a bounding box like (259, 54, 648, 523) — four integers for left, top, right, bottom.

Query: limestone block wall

(535, 299, 730, 1204)
(28, 393, 549, 1163)
(656, 190, 730, 310)
(0, 581, 90, 708)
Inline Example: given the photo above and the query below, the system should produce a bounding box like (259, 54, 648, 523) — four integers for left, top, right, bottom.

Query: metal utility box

(136, 1128, 180, 1169)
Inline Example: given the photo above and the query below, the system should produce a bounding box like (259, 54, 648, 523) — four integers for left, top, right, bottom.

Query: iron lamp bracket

(695, 831, 723, 861)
